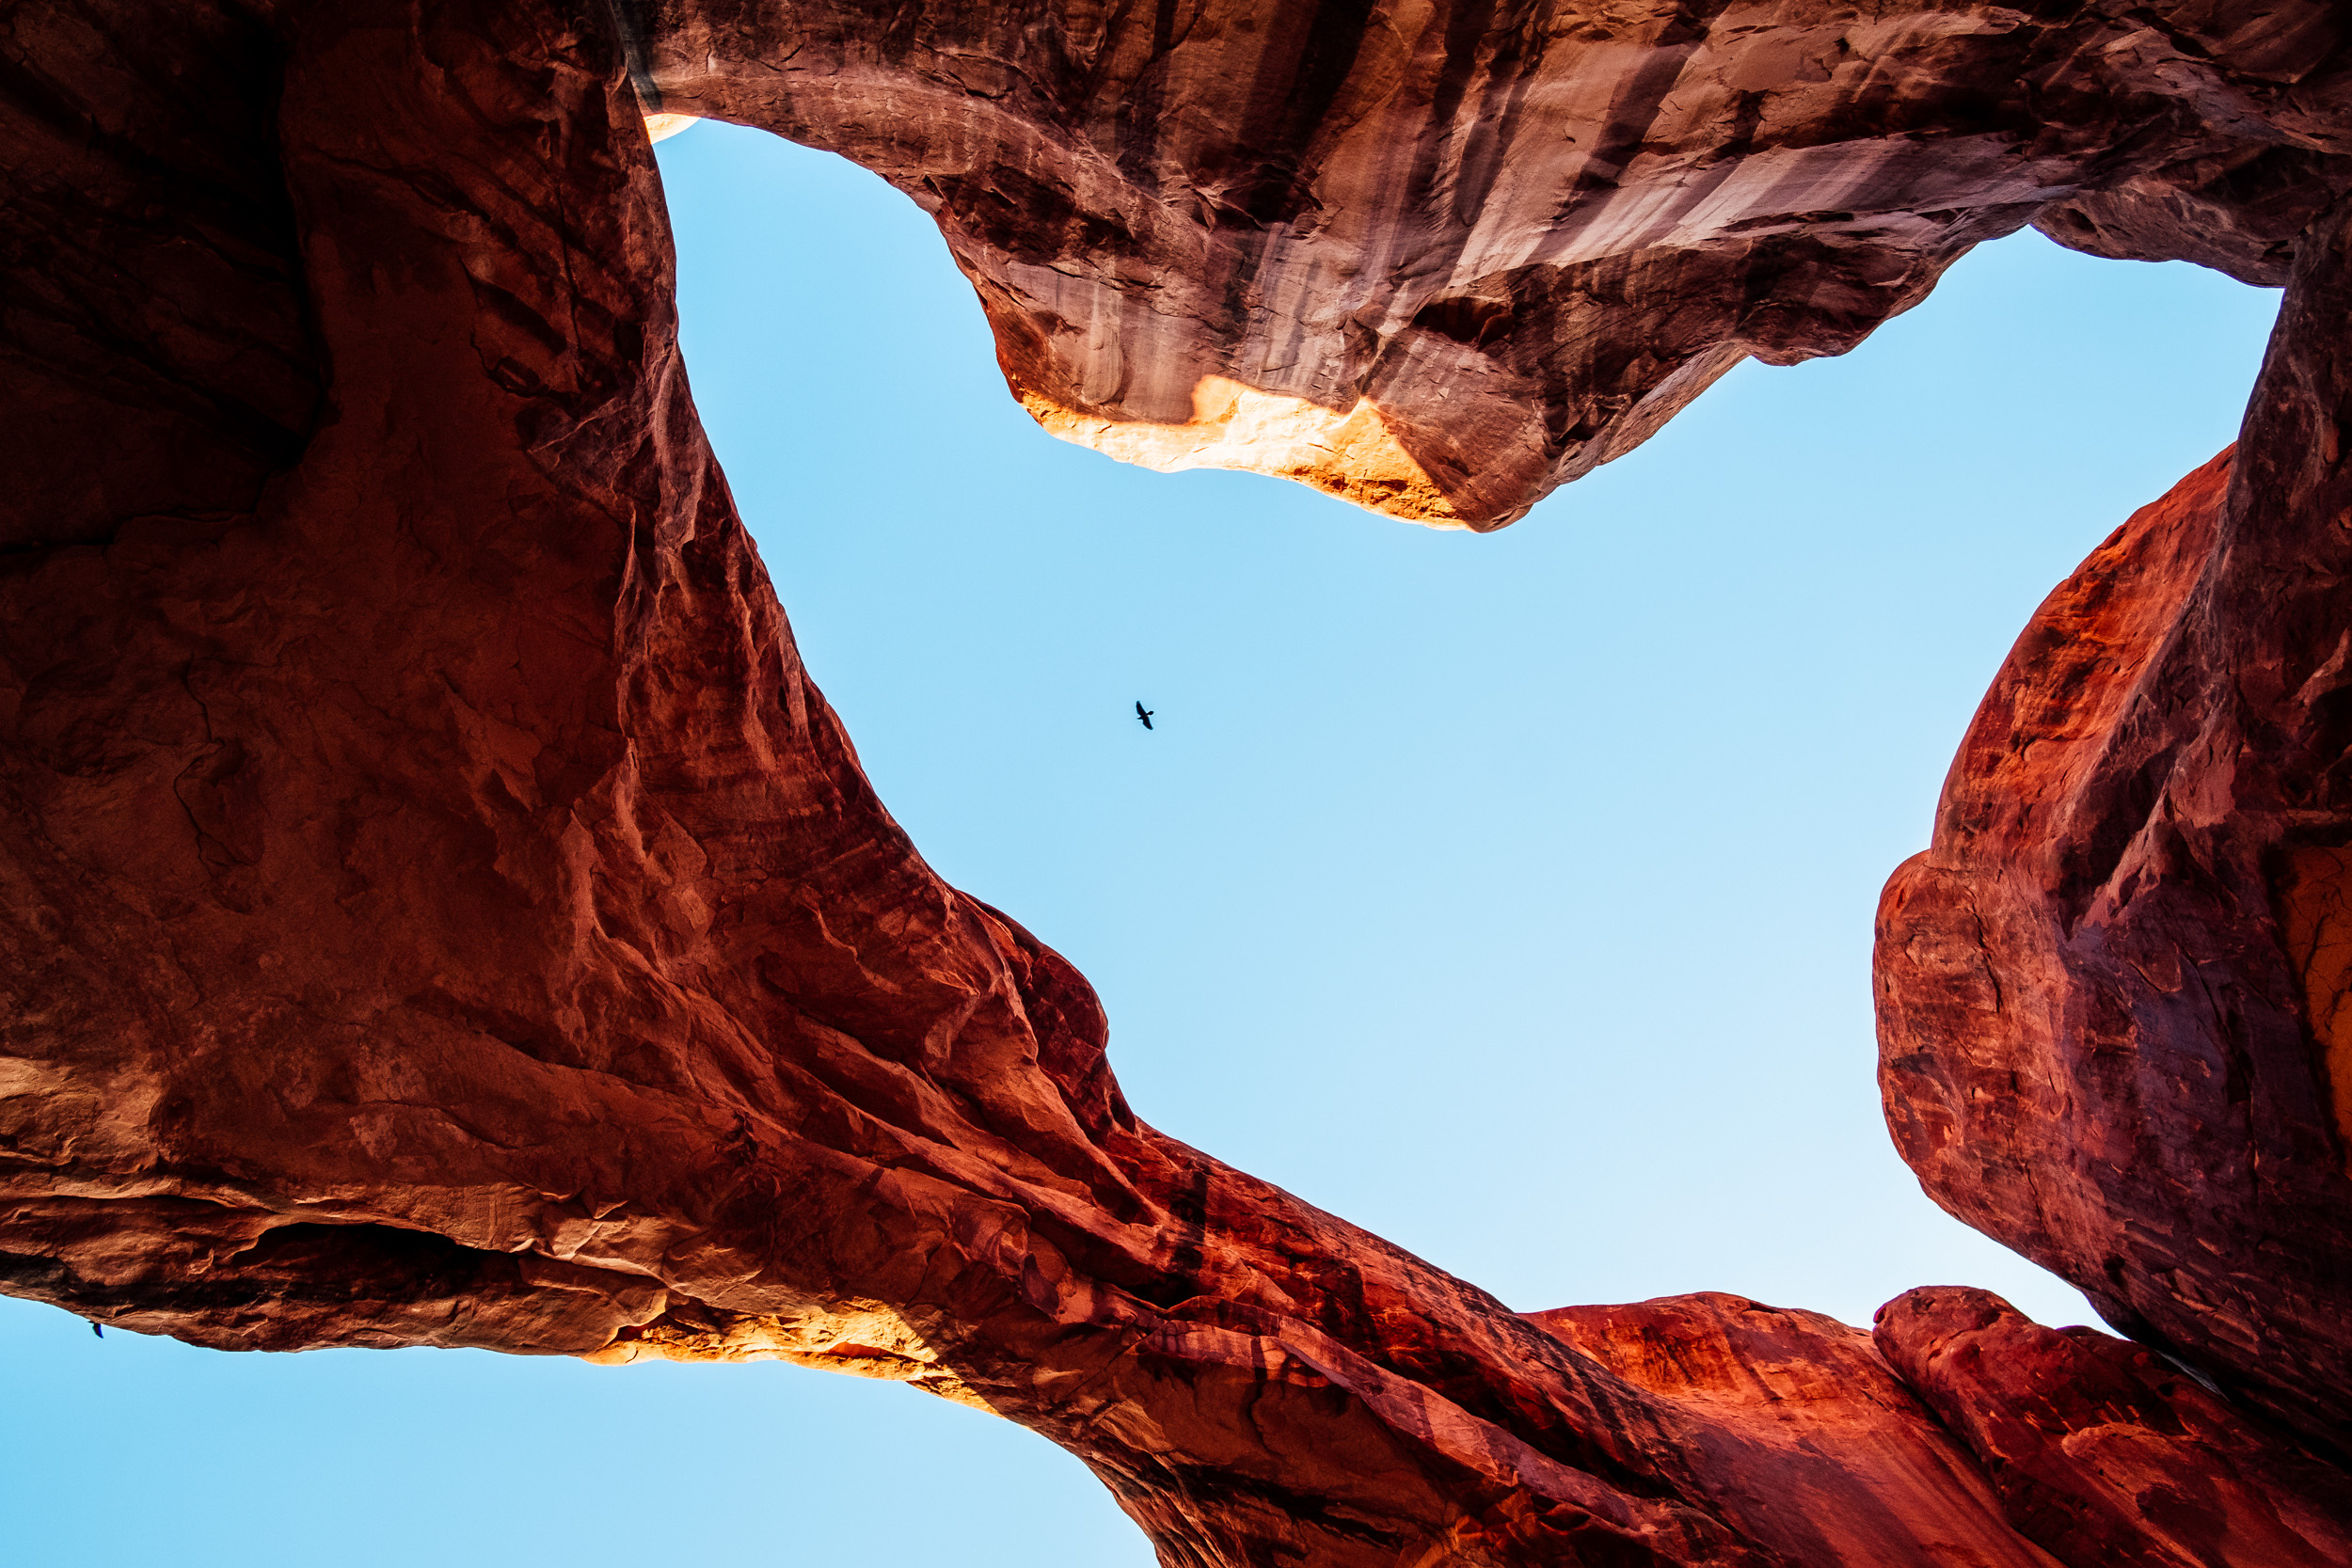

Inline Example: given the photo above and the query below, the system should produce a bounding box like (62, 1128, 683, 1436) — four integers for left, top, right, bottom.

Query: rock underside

(7, 2, 2352, 1564)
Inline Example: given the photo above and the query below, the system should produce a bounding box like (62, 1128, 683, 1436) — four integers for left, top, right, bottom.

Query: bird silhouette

(89, 1322, 103, 1338)
(1135, 701, 1154, 730)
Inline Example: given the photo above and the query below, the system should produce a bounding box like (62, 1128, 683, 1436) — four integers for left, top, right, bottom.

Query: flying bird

(1135, 701, 1154, 731)
(89, 1322, 103, 1338)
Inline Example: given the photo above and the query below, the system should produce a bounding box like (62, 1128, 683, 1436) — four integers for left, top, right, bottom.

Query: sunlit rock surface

(1877, 203, 2352, 1456)
(8, 1, 2352, 1565)
(1527, 1293, 2058, 1567)
(1875, 1287, 2352, 1567)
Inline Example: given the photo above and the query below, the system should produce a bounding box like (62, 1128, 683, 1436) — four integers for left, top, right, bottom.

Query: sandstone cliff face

(1877, 203, 2352, 1457)
(8, 1, 2352, 1565)
(629, 0, 2352, 526)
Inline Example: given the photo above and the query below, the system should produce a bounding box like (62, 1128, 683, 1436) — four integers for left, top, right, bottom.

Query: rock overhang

(8, 2, 2352, 1564)
(631, 0, 2347, 526)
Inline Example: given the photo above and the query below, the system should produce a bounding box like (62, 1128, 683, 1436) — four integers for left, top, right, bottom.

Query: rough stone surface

(1876, 195, 2352, 1460)
(1875, 1287, 2352, 1568)
(628, 0, 2352, 525)
(1526, 1294, 2060, 1567)
(8, 1, 2352, 1565)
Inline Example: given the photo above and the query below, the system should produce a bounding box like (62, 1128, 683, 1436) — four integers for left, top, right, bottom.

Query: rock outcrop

(1877, 198, 2352, 1459)
(8, 1, 2352, 1565)
(625, 0, 2352, 526)
(1876, 1287, 2352, 1568)
(1527, 1293, 2057, 1567)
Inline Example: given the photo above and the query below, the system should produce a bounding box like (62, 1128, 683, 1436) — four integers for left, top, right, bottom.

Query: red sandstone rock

(1875, 1288, 2352, 1568)
(8, 1, 2352, 1565)
(1877, 197, 2352, 1457)
(1528, 1294, 2060, 1567)
(630, 0, 2352, 527)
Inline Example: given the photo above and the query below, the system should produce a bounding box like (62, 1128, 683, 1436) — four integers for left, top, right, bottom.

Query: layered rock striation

(7, 1, 2352, 1565)
(1877, 200, 2352, 1460)
(626, 0, 2352, 525)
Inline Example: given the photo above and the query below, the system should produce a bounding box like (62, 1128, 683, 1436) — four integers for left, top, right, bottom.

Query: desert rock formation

(625, 0, 2352, 526)
(1877, 192, 2352, 1460)
(7, 1, 2352, 1565)
(1875, 1287, 2352, 1567)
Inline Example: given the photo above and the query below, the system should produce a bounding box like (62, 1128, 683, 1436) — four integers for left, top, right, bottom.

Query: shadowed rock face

(7, 0, 2352, 1564)
(628, 0, 2352, 526)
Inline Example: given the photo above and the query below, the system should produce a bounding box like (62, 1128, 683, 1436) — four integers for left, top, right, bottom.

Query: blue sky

(3, 120, 2281, 1566)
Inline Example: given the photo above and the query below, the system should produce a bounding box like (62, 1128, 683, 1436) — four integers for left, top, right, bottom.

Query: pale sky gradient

(3, 119, 2282, 1567)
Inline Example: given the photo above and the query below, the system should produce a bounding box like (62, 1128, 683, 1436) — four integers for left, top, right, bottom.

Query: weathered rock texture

(1876, 198, 2352, 1460)
(626, 0, 2352, 526)
(1875, 1288, 2352, 1567)
(1528, 1293, 2058, 1566)
(7, 1, 2352, 1565)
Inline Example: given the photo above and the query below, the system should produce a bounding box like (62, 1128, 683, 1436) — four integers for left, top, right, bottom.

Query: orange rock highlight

(1021, 376, 1464, 526)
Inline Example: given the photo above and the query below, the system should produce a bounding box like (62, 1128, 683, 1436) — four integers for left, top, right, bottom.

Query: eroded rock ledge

(6, 2, 2352, 1565)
